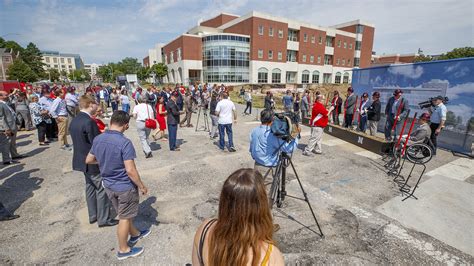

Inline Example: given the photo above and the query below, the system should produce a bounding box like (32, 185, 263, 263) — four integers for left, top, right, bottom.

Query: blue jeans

(111, 102, 118, 112)
(384, 115, 404, 140)
(359, 115, 368, 132)
(122, 103, 130, 114)
(218, 124, 233, 150)
(168, 124, 178, 150)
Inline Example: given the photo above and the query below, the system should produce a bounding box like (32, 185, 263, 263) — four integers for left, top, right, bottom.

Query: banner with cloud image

(351, 57, 474, 155)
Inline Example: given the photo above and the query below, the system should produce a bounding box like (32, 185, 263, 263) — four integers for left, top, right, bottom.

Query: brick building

(371, 53, 418, 66)
(160, 11, 375, 85)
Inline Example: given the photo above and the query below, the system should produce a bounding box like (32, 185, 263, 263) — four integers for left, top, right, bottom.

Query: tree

(117, 57, 141, 74)
(68, 69, 90, 82)
(21, 42, 45, 77)
(413, 54, 433, 62)
(137, 66, 150, 81)
(150, 63, 168, 80)
(0, 39, 24, 54)
(60, 70, 68, 79)
(438, 47, 474, 60)
(445, 111, 457, 126)
(47, 69, 60, 81)
(97, 65, 113, 82)
(6, 59, 38, 82)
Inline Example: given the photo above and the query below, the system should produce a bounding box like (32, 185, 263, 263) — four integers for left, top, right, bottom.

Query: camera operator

(250, 109, 299, 188)
(303, 94, 333, 156)
(428, 96, 447, 154)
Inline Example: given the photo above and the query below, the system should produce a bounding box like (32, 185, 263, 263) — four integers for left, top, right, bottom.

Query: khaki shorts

(105, 187, 139, 219)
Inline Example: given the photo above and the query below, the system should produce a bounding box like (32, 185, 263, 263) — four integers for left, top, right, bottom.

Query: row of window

(257, 68, 350, 84)
(44, 57, 73, 64)
(203, 35, 250, 43)
(258, 25, 284, 38)
(256, 49, 360, 67)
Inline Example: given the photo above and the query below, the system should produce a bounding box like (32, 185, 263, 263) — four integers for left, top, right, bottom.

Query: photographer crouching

(250, 109, 300, 193)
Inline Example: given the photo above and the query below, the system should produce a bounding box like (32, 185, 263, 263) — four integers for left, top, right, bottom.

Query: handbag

(145, 104, 157, 129)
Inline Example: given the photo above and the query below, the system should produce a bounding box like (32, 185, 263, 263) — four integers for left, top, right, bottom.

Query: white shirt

(132, 103, 154, 121)
(215, 99, 236, 124)
(99, 90, 105, 99)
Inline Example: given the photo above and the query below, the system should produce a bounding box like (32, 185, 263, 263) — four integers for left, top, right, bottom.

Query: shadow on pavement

(0, 168, 43, 214)
(150, 142, 161, 151)
(136, 196, 159, 228)
(16, 140, 33, 147)
(16, 133, 33, 140)
(24, 147, 49, 157)
(0, 164, 25, 180)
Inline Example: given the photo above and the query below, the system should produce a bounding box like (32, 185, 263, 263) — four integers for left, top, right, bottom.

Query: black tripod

(265, 152, 324, 237)
(195, 106, 209, 132)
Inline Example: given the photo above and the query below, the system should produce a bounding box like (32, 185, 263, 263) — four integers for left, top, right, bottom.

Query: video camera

(271, 111, 300, 142)
(418, 96, 449, 109)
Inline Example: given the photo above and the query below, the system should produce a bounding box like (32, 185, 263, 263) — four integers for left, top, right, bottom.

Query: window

(278, 52, 282, 60)
(347, 59, 351, 66)
(258, 25, 264, 35)
(317, 55, 321, 64)
(335, 72, 342, 83)
(318, 35, 323, 44)
(356, 24, 364, 34)
(53, 57, 57, 63)
(257, 67, 268, 83)
(269, 27, 273, 37)
(170, 52, 174, 63)
(354, 57, 360, 67)
(311, 35, 315, 43)
(258, 49, 264, 59)
(272, 69, 281, 83)
(268, 50, 273, 59)
(303, 33, 308, 42)
(286, 50, 297, 62)
(337, 40, 341, 47)
(60, 58, 65, 63)
(326, 36, 334, 47)
(324, 55, 332, 65)
(302, 54, 306, 62)
(343, 72, 350, 83)
(45, 57, 50, 63)
(349, 43, 353, 50)
(301, 70, 310, 84)
(286, 71, 297, 83)
(312, 71, 320, 83)
(278, 29, 283, 38)
(310, 55, 314, 63)
(177, 48, 182, 61)
(355, 41, 362, 51)
(287, 29, 298, 41)
(336, 59, 340, 65)
(342, 59, 345, 66)
(343, 42, 347, 49)
(323, 73, 332, 83)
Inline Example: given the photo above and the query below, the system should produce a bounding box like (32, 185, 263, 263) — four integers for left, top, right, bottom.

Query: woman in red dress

(152, 96, 168, 141)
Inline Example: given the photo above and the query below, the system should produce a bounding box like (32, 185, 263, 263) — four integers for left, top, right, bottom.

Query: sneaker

(145, 152, 153, 158)
(302, 151, 312, 156)
(117, 247, 144, 260)
(128, 229, 151, 246)
(229, 147, 236, 152)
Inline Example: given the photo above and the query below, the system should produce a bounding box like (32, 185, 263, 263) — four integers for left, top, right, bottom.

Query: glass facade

(202, 35, 250, 83)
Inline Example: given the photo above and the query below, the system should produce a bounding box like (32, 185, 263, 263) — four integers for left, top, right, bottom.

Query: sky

(1, 0, 472, 64)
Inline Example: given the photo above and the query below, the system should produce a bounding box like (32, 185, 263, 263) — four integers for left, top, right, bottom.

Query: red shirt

(310, 102, 329, 127)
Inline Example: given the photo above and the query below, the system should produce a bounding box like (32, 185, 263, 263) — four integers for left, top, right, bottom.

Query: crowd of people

(0, 81, 447, 263)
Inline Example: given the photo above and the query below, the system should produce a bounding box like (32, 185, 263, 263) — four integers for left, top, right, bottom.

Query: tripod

(195, 106, 209, 132)
(265, 152, 324, 237)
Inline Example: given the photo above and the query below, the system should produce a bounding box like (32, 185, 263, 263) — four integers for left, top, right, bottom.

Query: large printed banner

(351, 58, 474, 155)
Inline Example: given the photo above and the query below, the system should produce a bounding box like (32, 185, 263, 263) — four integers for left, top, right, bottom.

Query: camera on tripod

(418, 96, 449, 109)
(271, 112, 300, 142)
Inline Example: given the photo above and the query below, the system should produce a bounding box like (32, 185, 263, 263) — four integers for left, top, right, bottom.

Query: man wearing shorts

(86, 111, 150, 260)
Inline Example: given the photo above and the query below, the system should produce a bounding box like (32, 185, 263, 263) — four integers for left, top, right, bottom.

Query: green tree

(97, 65, 113, 82)
(117, 57, 141, 74)
(6, 59, 38, 82)
(60, 70, 68, 79)
(445, 111, 457, 126)
(150, 63, 168, 81)
(21, 42, 45, 77)
(413, 54, 433, 62)
(68, 69, 91, 82)
(0, 39, 24, 54)
(137, 66, 150, 81)
(47, 68, 60, 81)
(438, 47, 474, 60)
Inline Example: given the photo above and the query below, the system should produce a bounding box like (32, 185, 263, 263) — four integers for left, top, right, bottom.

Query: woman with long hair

(152, 96, 167, 141)
(192, 169, 285, 266)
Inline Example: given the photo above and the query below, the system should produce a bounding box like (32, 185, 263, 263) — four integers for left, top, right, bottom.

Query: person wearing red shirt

(303, 94, 333, 156)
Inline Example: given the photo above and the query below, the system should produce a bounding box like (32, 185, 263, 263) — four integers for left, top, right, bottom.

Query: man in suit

(0, 91, 25, 165)
(343, 87, 357, 128)
(384, 89, 410, 141)
(69, 94, 117, 227)
(166, 92, 181, 151)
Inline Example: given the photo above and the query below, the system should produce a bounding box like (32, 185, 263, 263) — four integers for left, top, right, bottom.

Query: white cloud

(388, 65, 424, 79)
(445, 82, 474, 100)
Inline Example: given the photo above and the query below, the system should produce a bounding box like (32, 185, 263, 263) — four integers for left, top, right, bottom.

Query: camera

(418, 96, 449, 109)
(271, 112, 300, 142)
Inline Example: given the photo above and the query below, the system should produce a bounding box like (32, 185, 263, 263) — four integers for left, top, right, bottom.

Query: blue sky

(1, 0, 472, 64)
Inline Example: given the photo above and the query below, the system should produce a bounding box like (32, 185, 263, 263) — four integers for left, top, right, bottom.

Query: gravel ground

(0, 103, 472, 265)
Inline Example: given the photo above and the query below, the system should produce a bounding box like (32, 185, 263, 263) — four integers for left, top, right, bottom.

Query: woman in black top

(367, 91, 382, 136)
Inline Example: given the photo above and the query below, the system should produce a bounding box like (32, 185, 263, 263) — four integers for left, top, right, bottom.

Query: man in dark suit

(69, 95, 117, 227)
(0, 90, 24, 165)
(384, 89, 410, 141)
(343, 87, 357, 128)
(166, 92, 181, 151)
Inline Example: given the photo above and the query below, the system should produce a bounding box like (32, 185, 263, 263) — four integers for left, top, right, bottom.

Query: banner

(351, 58, 474, 155)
